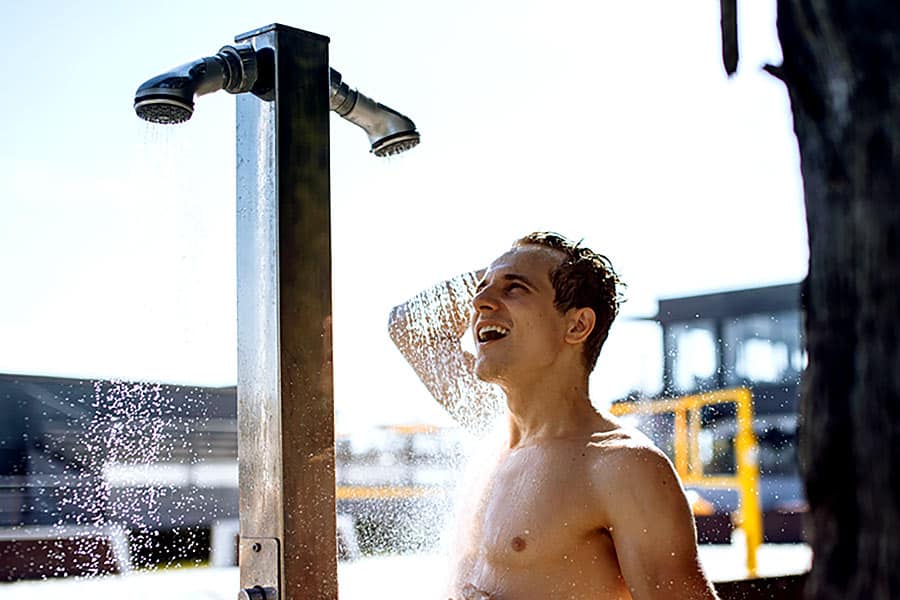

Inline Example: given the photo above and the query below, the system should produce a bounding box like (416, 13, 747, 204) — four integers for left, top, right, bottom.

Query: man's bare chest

(465, 446, 600, 567)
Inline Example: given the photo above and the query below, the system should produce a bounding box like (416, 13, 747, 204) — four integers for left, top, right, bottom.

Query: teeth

(478, 325, 510, 342)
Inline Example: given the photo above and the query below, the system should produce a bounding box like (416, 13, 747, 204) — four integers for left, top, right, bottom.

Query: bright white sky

(0, 0, 807, 429)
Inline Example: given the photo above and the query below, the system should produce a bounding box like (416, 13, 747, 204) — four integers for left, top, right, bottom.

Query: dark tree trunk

(773, 2, 900, 598)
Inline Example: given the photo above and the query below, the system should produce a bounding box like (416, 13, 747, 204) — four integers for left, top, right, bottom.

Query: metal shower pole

(234, 24, 337, 600)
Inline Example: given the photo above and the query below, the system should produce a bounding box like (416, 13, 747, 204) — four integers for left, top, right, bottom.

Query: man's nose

(473, 286, 500, 313)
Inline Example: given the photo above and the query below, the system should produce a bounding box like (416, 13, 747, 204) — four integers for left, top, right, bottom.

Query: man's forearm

(389, 271, 479, 346)
(388, 271, 501, 430)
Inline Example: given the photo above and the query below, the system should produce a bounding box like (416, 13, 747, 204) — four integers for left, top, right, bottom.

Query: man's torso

(451, 430, 638, 599)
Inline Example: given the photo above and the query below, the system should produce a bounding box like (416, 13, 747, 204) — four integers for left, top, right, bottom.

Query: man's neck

(501, 366, 600, 448)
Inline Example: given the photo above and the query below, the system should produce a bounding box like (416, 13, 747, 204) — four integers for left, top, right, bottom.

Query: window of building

(668, 320, 717, 393)
(723, 311, 802, 386)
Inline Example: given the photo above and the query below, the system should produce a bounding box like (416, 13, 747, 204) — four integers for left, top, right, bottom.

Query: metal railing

(610, 387, 763, 576)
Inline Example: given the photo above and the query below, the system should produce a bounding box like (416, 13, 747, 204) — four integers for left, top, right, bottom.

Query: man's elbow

(387, 304, 408, 346)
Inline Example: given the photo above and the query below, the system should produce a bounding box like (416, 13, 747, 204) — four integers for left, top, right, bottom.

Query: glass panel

(723, 311, 802, 386)
(757, 418, 799, 476)
(667, 320, 718, 393)
(701, 418, 736, 476)
(696, 414, 799, 476)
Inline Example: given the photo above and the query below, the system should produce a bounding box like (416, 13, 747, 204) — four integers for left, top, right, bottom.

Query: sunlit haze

(0, 1, 806, 429)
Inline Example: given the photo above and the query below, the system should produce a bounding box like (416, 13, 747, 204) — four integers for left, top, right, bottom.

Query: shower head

(329, 70, 420, 157)
(134, 44, 257, 124)
(134, 42, 420, 157)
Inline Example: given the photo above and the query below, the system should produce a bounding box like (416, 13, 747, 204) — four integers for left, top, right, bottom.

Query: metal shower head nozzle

(371, 131, 420, 157)
(134, 44, 257, 125)
(135, 99, 193, 125)
(329, 69, 420, 157)
(134, 46, 420, 157)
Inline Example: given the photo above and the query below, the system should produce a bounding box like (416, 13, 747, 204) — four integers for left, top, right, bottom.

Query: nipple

(511, 536, 527, 552)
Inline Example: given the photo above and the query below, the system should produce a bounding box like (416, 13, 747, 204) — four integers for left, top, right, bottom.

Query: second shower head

(328, 70, 420, 157)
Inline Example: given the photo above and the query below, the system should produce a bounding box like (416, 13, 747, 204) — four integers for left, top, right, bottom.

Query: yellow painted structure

(335, 485, 444, 501)
(610, 387, 763, 577)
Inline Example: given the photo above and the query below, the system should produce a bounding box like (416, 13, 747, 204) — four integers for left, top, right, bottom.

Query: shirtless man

(389, 232, 718, 599)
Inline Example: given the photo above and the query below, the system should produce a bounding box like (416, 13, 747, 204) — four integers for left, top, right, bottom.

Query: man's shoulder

(584, 425, 676, 485)
(574, 424, 681, 528)
(585, 422, 660, 456)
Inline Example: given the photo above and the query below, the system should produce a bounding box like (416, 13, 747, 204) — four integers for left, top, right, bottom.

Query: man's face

(471, 245, 569, 384)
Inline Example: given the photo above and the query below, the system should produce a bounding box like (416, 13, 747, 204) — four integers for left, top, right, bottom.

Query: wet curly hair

(514, 232, 624, 371)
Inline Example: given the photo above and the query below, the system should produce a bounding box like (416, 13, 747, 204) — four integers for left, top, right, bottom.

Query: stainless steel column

(235, 24, 336, 600)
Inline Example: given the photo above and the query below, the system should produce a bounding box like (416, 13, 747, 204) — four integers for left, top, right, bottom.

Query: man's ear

(565, 307, 596, 345)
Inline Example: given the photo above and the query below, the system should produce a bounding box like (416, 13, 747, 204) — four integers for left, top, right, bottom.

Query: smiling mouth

(477, 325, 510, 343)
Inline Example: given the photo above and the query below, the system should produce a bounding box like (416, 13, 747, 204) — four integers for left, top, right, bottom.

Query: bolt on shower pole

(234, 24, 337, 600)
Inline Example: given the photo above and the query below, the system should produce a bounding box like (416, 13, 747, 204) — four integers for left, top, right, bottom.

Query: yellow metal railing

(610, 387, 762, 576)
(335, 485, 444, 501)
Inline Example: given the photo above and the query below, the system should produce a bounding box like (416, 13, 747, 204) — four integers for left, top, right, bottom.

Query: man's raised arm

(388, 271, 502, 431)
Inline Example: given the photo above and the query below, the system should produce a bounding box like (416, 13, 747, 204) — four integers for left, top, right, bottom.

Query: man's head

(512, 232, 623, 371)
(471, 232, 623, 384)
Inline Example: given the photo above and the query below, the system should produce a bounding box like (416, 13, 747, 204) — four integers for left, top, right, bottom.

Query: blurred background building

(0, 281, 806, 580)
